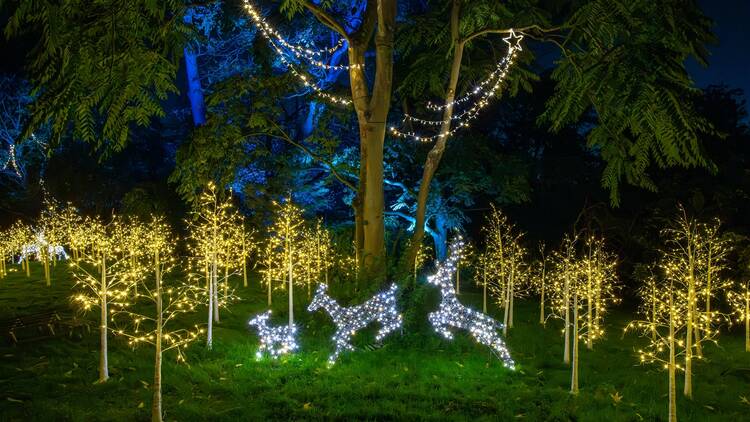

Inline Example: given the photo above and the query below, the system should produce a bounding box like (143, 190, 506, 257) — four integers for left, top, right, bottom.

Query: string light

(248, 310, 299, 359)
(390, 29, 524, 142)
(308, 283, 403, 365)
(427, 236, 515, 369)
(242, 0, 355, 106)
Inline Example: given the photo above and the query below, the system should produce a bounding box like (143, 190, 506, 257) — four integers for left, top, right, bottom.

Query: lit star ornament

(248, 311, 299, 359)
(427, 236, 515, 369)
(503, 29, 524, 52)
(308, 283, 403, 365)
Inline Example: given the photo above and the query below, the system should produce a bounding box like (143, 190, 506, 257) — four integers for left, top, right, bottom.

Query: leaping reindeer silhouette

(248, 311, 298, 359)
(308, 283, 402, 364)
(428, 237, 515, 369)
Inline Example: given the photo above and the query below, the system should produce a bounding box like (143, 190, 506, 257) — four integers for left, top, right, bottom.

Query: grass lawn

(0, 262, 748, 421)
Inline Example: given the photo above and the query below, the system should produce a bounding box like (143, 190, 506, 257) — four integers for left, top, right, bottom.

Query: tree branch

(385, 211, 437, 237)
(265, 120, 357, 193)
(462, 24, 565, 45)
(302, 1, 350, 41)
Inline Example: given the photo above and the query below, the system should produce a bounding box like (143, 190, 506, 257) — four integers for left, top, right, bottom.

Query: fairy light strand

(391, 30, 524, 142)
(308, 283, 402, 364)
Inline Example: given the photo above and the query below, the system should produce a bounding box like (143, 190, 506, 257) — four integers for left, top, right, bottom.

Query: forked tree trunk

(99, 252, 109, 382)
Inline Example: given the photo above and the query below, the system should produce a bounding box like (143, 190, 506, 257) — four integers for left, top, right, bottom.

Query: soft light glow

(427, 236, 515, 369)
(308, 283, 402, 364)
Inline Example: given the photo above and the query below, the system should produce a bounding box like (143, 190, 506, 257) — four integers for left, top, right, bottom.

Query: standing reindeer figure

(248, 311, 298, 359)
(428, 236, 515, 369)
(308, 283, 402, 364)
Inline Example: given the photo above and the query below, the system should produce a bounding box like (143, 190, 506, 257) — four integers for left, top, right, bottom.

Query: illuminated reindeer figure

(428, 236, 515, 369)
(248, 311, 298, 359)
(308, 283, 402, 364)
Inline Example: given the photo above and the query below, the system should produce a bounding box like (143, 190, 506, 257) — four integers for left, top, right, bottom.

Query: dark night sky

(689, 1, 750, 99)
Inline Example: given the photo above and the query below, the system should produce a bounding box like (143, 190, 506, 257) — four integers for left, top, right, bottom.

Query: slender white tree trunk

(539, 265, 545, 324)
(564, 272, 570, 365)
(152, 250, 163, 422)
(482, 264, 487, 314)
(669, 292, 677, 422)
(207, 257, 214, 350)
(503, 274, 510, 336)
(288, 244, 294, 329)
(99, 252, 109, 382)
(571, 291, 579, 394)
(746, 294, 750, 352)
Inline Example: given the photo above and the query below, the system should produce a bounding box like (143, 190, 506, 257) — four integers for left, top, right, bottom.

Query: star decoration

(503, 29, 524, 51)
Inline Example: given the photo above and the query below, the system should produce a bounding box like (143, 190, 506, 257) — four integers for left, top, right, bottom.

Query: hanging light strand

(243, 0, 361, 72)
(390, 30, 523, 142)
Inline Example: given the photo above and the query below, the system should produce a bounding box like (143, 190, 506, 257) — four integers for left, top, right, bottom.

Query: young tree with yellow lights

(70, 216, 140, 382)
(569, 235, 619, 393)
(111, 216, 203, 422)
(659, 207, 727, 399)
(186, 182, 241, 349)
(547, 234, 578, 365)
(298, 219, 334, 297)
(482, 205, 527, 335)
(267, 198, 305, 328)
(727, 280, 750, 352)
(8, 221, 33, 277)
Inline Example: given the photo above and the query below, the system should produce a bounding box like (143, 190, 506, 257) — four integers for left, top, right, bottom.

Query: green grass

(1, 262, 748, 421)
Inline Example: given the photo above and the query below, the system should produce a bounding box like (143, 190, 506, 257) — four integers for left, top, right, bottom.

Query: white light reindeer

(248, 310, 298, 359)
(428, 236, 515, 369)
(16, 231, 68, 264)
(308, 283, 402, 364)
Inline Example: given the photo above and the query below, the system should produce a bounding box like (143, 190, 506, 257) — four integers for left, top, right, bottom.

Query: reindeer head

(427, 236, 465, 289)
(248, 310, 272, 329)
(307, 284, 330, 312)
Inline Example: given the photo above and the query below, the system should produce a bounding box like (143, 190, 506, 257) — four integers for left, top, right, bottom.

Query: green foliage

(540, 0, 717, 205)
(2, 0, 189, 153)
(1, 263, 749, 420)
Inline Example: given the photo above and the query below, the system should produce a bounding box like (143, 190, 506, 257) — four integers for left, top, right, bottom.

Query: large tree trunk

(408, 0, 464, 268)
(346, 0, 395, 281)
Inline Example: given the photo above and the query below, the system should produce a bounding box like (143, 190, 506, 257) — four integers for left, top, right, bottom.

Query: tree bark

(408, 0, 464, 268)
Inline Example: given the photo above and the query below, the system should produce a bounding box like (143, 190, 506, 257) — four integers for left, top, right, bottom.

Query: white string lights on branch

(242, 0, 356, 105)
(390, 30, 524, 142)
(308, 283, 403, 364)
(427, 236, 516, 369)
(248, 310, 299, 359)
